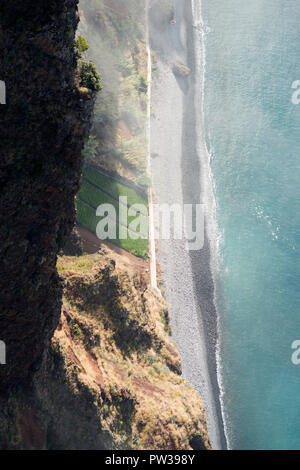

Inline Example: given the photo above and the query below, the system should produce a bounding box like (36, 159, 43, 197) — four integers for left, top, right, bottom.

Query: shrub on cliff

(75, 35, 101, 91)
(78, 60, 102, 92)
(75, 35, 90, 59)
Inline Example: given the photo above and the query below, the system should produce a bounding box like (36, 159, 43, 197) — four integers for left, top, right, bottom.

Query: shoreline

(149, 0, 226, 449)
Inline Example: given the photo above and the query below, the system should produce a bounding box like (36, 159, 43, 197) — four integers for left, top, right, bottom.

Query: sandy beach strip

(149, 0, 227, 449)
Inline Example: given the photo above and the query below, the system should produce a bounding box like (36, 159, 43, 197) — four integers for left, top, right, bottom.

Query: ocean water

(200, 0, 300, 449)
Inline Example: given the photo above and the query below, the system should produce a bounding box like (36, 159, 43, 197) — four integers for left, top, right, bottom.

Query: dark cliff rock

(61, 226, 83, 256)
(0, 1, 96, 389)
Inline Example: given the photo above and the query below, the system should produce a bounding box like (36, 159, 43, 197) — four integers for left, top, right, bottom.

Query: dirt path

(146, 0, 160, 292)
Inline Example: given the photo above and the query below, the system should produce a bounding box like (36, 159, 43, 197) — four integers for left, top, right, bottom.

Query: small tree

(79, 60, 102, 91)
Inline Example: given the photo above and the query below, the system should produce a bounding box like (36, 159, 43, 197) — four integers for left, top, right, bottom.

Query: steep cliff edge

(0, 247, 211, 450)
(0, 0, 96, 388)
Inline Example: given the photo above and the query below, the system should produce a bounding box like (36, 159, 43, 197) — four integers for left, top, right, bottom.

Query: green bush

(75, 35, 90, 60)
(79, 60, 102, 91)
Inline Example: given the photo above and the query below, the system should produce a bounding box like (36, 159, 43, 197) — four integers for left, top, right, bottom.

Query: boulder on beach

(172, 61, 191, 78)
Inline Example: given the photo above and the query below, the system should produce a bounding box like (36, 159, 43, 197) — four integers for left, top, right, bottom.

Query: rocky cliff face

(0, 1, 95, 389)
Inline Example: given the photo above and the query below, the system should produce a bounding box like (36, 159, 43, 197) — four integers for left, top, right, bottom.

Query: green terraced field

(77, 167, 149, 258)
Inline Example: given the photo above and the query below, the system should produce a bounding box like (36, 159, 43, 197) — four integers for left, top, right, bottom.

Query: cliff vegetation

(0, 247, 211, 450)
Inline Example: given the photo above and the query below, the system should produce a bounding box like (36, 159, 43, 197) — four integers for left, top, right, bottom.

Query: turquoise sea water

(201, 0, 300, 449)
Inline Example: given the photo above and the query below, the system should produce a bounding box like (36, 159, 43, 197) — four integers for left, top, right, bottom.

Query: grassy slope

(55, 250, 211, 450)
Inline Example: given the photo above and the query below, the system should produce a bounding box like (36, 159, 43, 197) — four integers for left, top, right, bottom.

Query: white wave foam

(191, 0, 231, 450)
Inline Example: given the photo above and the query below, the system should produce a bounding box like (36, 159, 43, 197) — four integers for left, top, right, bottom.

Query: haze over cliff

(0, 0, 211, 450)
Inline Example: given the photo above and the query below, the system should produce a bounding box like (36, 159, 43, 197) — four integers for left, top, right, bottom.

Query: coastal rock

(61, 226, 83, 257)
(172, 61, 191, 78)
(0, 0, 96, 390)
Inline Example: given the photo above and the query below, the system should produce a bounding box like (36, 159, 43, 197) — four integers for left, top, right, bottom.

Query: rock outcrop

(0, 1, 96, 389)
(61, 226, 83, 256)
(0, 249, 211, 450)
